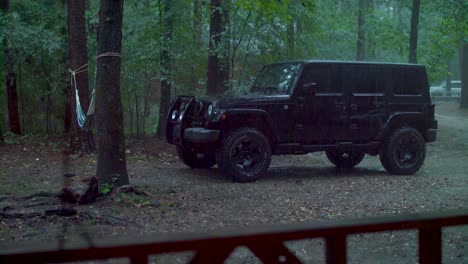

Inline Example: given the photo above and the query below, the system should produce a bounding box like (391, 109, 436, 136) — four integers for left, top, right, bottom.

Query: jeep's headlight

(207, 104, 214, 116)
(171, 110, 178, 120)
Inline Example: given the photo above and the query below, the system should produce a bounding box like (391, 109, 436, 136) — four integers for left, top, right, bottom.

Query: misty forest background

(0, 0, 466, 139)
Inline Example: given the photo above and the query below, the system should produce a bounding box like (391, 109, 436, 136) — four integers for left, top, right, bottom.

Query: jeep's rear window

(344, 66, 384, 94)
(251, 63, 302, 94)
(392, 68, 422, 95)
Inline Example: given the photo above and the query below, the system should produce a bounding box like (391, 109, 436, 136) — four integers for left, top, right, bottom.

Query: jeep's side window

(392, 69, 422, 95)
(345, 66, 384, 94)
(300, 65, 339, 94)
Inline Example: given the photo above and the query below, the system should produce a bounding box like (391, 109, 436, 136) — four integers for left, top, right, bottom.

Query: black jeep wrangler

(166, 61, 437, 182)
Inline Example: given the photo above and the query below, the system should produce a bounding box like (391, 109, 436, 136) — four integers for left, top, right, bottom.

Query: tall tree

(366, 0, 376, 60)
(67, 0, 94, 151)
(0, 121, 4, 144)
(460, 43, 468, 108)
(356, 0, 367, 61)
(95, 0, 129, 186)
(206, 0, 230, 95)
(1, 0, 22, 135)
(192, 0, 202, 46)
(408, 0, 421, 63)
(157, 0, 174, 138)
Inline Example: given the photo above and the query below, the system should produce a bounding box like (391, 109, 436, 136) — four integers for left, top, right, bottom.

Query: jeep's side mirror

(301, 82, 319, 96)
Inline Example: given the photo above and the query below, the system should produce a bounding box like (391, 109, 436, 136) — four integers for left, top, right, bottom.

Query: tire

(216, 128, 271, 183)
(326, 150, 365, 169)
(379, 127, 426, 175)
(176, 145, 216, 169)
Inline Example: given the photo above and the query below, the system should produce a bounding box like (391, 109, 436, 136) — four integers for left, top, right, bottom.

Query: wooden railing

(1, 209, 467, 264)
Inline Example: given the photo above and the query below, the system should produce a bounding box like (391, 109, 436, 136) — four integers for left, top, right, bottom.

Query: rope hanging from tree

(68, 52, 121, 130)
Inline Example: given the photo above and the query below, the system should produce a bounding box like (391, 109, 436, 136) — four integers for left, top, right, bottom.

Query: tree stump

(61, 174, 99, 204)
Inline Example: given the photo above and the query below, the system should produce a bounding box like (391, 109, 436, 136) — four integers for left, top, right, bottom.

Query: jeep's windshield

(250, 63, 302, 94)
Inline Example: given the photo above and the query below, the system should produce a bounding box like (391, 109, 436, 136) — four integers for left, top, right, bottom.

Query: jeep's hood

(198, 94, 290, 108)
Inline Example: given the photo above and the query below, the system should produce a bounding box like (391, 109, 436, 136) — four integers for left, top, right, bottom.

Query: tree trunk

(2, 0, 22, 135)
(68, 0, 94, 152)
(64, 81, 72, 133)
(0, 120, 4, 144)
(356, 0, 367, 61)
(460, 43, 468, 108)
(445, 61, 452, 96)
(95, 0, 129, 186)
(193, 0, 202, 46)
(191, 0, 202, 93)
(206, 0, 229, 95)
(367, 0, 376, 60)
(220, 0, 231, 90)
(157, 0, 174, 138)
(6, 72, 21, 134)
(408, 0, 420, 63)
(287, 18, 295, 59)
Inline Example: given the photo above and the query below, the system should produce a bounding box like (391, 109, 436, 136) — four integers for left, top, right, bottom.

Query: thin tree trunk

(124, 76, 134, 135)
(64, 81, 72, 133)
(134, 90, 140, 136)
(231, 11, 251, 84)
(193, 0, 202, 46)
(356, 0, 367, 61)
(2, 0, 22, 135)
(0, 121, 4, 145)
(287, 18, 295, 59)
(460, 43, 468, 108)
(157, 0, 173, 138)
(367, 0, 376, 60)
(95, 0, 129, 186)
(142, 73, 151, 135)
(220, 0, 231, 90)
(6, 72, 21, 135)
(191, 0, 203, 94)
(408, 0, 420, 63)
(68, 0, 94, 151)
(207, 0, 229, 95)
(445, 61, 452, 96)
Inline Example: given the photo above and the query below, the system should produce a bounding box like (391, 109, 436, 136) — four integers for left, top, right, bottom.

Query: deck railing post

(419, 227, 442, 264)
(130, 254, 148, 264)
(326, 235, 347, 264)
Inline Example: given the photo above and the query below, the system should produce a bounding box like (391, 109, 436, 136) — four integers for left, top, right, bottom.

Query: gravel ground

(1, 101, 467, 263)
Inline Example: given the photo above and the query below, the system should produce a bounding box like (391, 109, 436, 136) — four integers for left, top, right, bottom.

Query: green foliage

(100, 183, 113, 195)
(1, 0, 465, 135)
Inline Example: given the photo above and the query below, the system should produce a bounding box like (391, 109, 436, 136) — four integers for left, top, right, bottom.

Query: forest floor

(1, 101, 468, 263)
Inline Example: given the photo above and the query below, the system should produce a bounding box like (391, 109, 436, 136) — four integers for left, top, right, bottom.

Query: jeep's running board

(274, 142, 380, 155)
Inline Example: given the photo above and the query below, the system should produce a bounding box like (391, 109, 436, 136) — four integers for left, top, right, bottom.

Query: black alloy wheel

(216, 128, 271, 182)
(380, 127, 426, 175)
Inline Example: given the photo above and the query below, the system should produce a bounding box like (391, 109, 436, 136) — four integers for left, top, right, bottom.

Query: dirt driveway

(1, 102, 467, 263)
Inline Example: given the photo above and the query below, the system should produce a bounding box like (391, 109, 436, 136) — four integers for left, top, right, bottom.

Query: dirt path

(1, 102, 467, 263)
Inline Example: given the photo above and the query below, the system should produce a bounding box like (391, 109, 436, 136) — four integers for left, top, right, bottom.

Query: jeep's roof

(270, 60, 425, 69)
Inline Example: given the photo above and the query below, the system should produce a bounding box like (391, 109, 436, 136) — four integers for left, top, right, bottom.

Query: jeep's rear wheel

(326, 150, 365, 168)
(379, 127, 426, 175)
(176, 145, 216, 169)
(216, 128, 271, 183)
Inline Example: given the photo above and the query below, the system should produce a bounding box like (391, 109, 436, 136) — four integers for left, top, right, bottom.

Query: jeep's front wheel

(176, 145, 216, 169)
(326, 150, 365, 169)
(216, 128, 271, 182)
(379, 127, 426, 175)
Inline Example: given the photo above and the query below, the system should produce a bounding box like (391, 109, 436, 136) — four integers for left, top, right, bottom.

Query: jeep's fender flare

(217, 109, 279, 143)
(376, 112, 426, 141)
